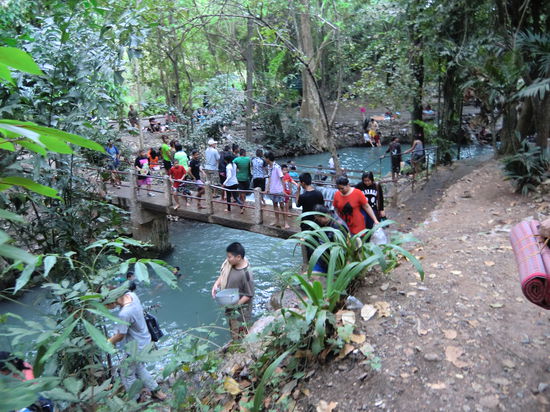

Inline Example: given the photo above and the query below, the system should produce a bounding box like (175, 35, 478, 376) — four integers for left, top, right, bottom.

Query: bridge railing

(90, 145, 440, 224)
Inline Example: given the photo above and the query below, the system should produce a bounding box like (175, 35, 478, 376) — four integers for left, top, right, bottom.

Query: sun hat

(207, 138, 217, 145)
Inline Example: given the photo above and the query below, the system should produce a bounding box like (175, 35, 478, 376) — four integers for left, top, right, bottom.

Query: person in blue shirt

(105, 140, 121, 188)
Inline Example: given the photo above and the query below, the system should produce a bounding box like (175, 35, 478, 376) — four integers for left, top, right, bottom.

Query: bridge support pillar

(163, 175, 172, 208)
(253, 188, 263, 224)
(204, 183, 214, 215)
(128, 170, 172, 254)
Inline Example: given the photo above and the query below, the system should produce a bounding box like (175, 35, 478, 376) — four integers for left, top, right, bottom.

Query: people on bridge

(173, 143, 188, 170)
(105, 140, 121, 188)
(333, 176, 379, 236)
(282, 164, 299, 226)
(160, 135, 173, 175)
(218, 145, 232, 202)
(169, 159, 188, 210)
(106, 290, 167, 402)
(188, 149, 206, 209)
(355, 171, 385, 230)
(265, 151, 287, 229)
(204, 139, 221, 196)
(147, 148, 160, 173)
(135, 149, 154, 197)
(211, 242, 255, 341)
(222, 153, 240, 212)
(233, 148, 251, 214)
(251, 149, 267, 192)
(384, 136, 402, 182)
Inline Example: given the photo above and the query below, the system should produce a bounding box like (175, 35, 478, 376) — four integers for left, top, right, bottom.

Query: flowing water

(0, 144, 493, 351)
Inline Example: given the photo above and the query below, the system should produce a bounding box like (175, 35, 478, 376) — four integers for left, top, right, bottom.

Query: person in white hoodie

(222, 153, 240, 212)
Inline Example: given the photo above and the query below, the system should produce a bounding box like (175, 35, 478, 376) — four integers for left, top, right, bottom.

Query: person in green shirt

(233, 149, 251, 213)
(160, 135, 173, 175)
(174, 143, 188, 169)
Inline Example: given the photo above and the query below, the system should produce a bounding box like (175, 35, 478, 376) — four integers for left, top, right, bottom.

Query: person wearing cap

(204, 138, 221, 197)
(106, 290, 167, 402)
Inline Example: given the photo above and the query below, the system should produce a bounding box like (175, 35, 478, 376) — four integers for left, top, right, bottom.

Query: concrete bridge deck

(106, 180, 302, 240)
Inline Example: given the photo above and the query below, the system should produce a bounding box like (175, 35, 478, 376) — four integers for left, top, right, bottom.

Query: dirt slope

(298, 160, 550, 411)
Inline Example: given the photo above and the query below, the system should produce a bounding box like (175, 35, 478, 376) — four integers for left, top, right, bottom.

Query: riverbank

(295, 158, 550, 410)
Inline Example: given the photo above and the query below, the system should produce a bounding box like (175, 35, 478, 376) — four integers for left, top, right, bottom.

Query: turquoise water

(286, 144, 494, 181)
(0, 221, 302, 349)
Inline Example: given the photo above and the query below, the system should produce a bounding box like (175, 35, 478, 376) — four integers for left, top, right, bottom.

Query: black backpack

(144, 311, 164, 342)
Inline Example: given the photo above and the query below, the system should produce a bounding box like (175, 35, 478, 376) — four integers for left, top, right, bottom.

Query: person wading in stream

(106, 289, 167, 402)
(211, 242, 254, 341)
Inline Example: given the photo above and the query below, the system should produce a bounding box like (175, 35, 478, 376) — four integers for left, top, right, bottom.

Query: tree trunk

(532, 93, 550, 148)
(410, 28, 424, 139)
(517, 98, 534, 138)
(296, 0, 339, 169)
(499, 103, 520, 154)
(245, 18, 254, 141)
(440, 64, 463, 142)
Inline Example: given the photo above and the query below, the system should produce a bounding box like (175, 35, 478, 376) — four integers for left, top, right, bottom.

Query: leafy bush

(502, 139, 549, 195)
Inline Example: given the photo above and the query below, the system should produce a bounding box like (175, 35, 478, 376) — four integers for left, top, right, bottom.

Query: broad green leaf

(252, 349, 294, 412)
(82, 319, 114, 353)
(38, 135, 73, 154)
(0, 244, 35, 265)
(42, 387, 79, 402)
(0, 62, 14, 84)
(134, 261, 149, 283)
(41, 319, 78, 363)
(43, 255, 57, 277)
(0, 138, 15, 151)
(14, 263, 36, 293)
(148, 261, 177, 288)
(0, 208, 25, 223)
(0, 47, 44, 75)
(0, 123, 41, 142)
(24, 124, 105, 152)
(17, 139, 47, 156)
(0, 176, 60, 199)
(87, 301, 129, 325)
(64, 377, 83, 396)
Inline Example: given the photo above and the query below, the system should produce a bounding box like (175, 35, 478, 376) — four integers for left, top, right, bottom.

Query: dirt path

(298, 160, 550, 411)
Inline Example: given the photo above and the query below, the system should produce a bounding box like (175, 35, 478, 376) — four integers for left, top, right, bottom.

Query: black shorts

(238, 180, 250, 191)
(391, 161, 400, 173)
(163, 159, 172, 171)
(252, 177, 266, 191)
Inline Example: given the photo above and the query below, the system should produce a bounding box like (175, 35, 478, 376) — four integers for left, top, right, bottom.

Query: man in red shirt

(169, 159, 187, 209)
(333, 176, 379, 235)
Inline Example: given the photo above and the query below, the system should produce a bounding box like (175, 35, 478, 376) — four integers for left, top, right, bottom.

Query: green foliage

(2, 238, 178, 409)
(247, 216, 423, 405)
(502, 139, 549, 195)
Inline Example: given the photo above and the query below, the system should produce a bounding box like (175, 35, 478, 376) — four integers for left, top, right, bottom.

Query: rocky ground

(295, 159, 550, 411)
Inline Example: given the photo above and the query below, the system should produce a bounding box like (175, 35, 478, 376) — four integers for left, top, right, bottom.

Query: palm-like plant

(502, 139, 549, 195)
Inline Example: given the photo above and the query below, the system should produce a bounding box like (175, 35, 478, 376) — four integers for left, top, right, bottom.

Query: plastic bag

(346, 295, 364, 310)
(371, 228, 388, 245)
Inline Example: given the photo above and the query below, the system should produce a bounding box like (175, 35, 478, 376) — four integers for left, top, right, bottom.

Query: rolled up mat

(529, 220, 550, 279)
(509, 220, 550, 309)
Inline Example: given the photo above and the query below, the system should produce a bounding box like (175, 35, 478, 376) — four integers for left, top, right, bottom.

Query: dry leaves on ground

(374, 301, 391, 317)
(361, 304, 377, 321)
(223, 376, 242, 396)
